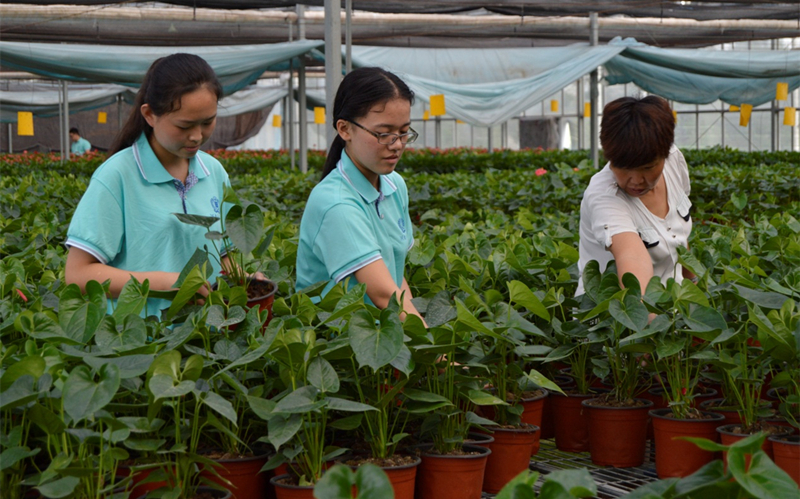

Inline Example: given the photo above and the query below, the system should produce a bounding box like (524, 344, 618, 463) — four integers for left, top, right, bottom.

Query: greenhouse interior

(1, 1, 799, 499)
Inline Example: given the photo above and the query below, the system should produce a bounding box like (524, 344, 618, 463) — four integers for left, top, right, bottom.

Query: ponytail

(319, 67, 414, 183)
(321, 135, 346, 179)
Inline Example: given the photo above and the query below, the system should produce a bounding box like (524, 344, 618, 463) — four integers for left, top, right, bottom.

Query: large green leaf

(324, 396, 377, 413)
(308, 356, 340, 393)
(63, 364, 121, 424)
(733, 284, 790, 310)
(148, 375, 195, 400)
(0, 355, 45, 391)
(424, 290, 457, 328)
(539, 469, 597, 498)
(348, 308, 403, 371)
(608, 296, 648, 333)
(226, 203, 264, 255)
(313, 464, 354, 499)
(28, 403, 66, 436)
(682, 304, 727, 333)
(274, 385, 324, 414)
(0, 446, 40, 471)
(113, 278, 148, 321)
(355, 463, 396, 499)
(165, 265, 208, 320)
(200, 390, 237, 425)
(36, 476, 81, 499)
(508, 280, 550, 321)
(266, 413, 302, 450)
(173, 212, 219, 228)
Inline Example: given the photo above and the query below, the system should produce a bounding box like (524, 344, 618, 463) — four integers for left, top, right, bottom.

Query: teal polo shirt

(70, 137, 92, 155)
(66, 133, 229, 317)
(296, 151, 414, 303)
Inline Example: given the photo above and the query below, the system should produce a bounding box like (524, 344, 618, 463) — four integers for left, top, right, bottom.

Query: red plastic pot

(769, 435, 800, 486)
(481, 424, 538, 494)
(550, 391, 596, 452)
(270, 474, 314, 499)
(415, 444, 490, 499)
(247, 278, 277, 326)
(582, 398, 654, 467)
(650, 408, 725, 478)
(519, 389, 548, 455)
(716, 423, 795, 468)
(640, 387, 669, 440)
(201, 453, 272, 499)
(353, 456, 420, 499)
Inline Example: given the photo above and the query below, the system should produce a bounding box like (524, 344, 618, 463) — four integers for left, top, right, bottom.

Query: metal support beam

(589, 12, 599, 169)
(345, 0, 353, 74)
(324, 0, 342, 147)
(8, 123, 12, 153)
(297, 4, 308, 173)
(434, 117, 441, 148)
(288, 19, 295, 169)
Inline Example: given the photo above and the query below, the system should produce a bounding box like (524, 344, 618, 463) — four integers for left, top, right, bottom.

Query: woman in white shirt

(577, 95, 696, 296)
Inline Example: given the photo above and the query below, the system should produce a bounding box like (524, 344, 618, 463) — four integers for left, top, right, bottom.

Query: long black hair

(321, 67, 414, 179)
(110, 53, 223, 155)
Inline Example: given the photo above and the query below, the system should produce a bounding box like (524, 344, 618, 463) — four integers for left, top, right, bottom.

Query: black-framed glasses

(348, 120, 418, 145)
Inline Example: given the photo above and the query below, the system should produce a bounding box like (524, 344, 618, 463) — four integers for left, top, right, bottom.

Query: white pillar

(324, 0, 342, 147)
(297, 4, 309, 173)
(590, 12, 599, 169)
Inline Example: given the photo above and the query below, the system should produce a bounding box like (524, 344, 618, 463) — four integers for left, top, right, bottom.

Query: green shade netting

(604, 37, 800, 107)
(347, 44, 626, 127)
(0, 40, 322, 95)
(0, 82, 288, 123)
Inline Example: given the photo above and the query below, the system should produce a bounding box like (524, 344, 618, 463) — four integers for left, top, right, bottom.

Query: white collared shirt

(576, 145, 692, 296)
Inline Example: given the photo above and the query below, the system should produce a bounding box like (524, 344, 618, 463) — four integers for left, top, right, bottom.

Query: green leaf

(733, 284, 789, 310)
(349, 308, 403, 371)
(682, 305, 727, 333)
(308, 356, 340, 393)
(226, 203, 264, 255)
(28, 403, 66, 436)
(390, 345, 415, 377)
(325, 397, 377, 413)
(207, 305, 247, 328)
(608, 297, 648, 333)
(355, 463, 395, 499)
(148, 375, 195, 400)
(266, 413, 302, 451)
(0, 446, 40, 471)
(63, 364, 121, 423)
(165, 265, 208, 320)
(173, 212, 219, 228)
(0, 375, 38, 411)
(522, 370, 565, 396)
(274, 385, 324, 414)
(424, 291, 457, 328)
(0, 355, 45, 391)
(199, 390, 238, 425)
(494, 470, 538, 499)
(731, 192, 747, 211)
(466, 390, 507, 406)
(540, 469, 597, 498)
(313, 464, 354, 499)
(36, 476, 81, 499)
(83, 354, 154, 379)
(508, 280, 550, 321)
(113, 277, 148, 320)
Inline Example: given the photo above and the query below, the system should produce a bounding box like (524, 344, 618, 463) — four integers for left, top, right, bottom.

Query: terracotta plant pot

(246, 277, 277, 326)
(650, 408, 725, 478)
(519, 389, 549, 456)
(481, 424, 538, 494)
(691, 387, 718, 409)
(136, 486, 231, 499)
(120, 464, 171, 499)
(582, 398, 654, 467)
(354, 456, 420, 499)
(464, 432, 495, 447)
(270, 474, 314, 499)
(717, 423, 795, 465)
(699, 398, 772, 427)
(415, 444, 491, 499)
(640, 387, 668, 440)
(201, 453, 272, 499)
(550, 391, 600, 453)
(769, 435, 800, 486)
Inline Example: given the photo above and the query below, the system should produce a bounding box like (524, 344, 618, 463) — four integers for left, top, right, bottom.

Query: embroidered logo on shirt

(398, 217, 406, 234)
(210, 196, 220, 214)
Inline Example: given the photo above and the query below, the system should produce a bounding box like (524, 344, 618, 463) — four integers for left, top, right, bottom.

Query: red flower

(535, 168, 548, 176)
(681, 387, 687, 396)
(16, 289, 28, 302)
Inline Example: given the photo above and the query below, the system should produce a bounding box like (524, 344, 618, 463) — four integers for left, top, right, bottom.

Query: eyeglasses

(348, 120, 419, 145)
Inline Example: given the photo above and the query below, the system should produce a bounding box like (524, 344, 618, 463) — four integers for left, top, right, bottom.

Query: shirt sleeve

(65, 177, 124, 264)
(583, 189, 638, 250)
(312, 203, 382, 283)
(672, 147, 691, 196)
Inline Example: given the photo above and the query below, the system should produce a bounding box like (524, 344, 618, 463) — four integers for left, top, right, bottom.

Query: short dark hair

(69, 128, 79, 135)
(110, 53, 222, 155)
(321, 67, 414, 179)
(600, 95, 674, 170)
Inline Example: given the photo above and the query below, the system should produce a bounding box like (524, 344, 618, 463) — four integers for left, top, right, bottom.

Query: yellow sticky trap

(730, 105, 740, 112)
(739, 104, 753, 127)
(272, 114, 282, 127)
(422, 110, 430, 121)
(672, 110, 678, 123)
(776, 82, 789, 101)
(430, 94, 446, 116)
(583, 102, 591, 118)
(784, 107, 797, 126)
(456, 119, 465, 124)
(550, 100, 559, 113)
(97, 112, 107, 124)
(17, 112, 33, 136)
(313, 107, 325, 125)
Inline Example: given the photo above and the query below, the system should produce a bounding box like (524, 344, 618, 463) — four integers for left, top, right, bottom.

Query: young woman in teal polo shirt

(65, 53, 229, 316)
(296, 67, 426, 324)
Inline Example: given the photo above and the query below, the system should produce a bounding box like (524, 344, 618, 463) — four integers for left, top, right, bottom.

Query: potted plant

(174, 185, 277, 325)
(576, 269, 655, 467)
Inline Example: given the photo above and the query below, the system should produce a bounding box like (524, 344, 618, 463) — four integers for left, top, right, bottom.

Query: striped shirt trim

(383, 175, 397, 191)
(407, 238, 415, 252)
(336, 160, 371, 203)
(132, 142, 147, 181)
(333, 254, 382, 283)
(65, 239, 108, 265)
(196, 155, 211, 176)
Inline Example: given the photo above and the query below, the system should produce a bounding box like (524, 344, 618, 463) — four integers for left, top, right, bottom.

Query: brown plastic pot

(650, 408, 725, 478)
(481, 424, 538, 494)
(465, 432, 495, 447)
(135, 486, 231, 499)
(640, 387, 669, 440)
(270, 474, 314, 499)
(201, 453, 272, 499)
(246, 278, 277, 326)
(519, 389, 549, 456)
(415, 444, 491, 499)
(717, 423, 795, 465)
(769, 435, 799, 486)
(120, 464, 172, 499)
(550, 391, 599, 452)
(351, 456, 420, 499)
(582, 398, 654, 467)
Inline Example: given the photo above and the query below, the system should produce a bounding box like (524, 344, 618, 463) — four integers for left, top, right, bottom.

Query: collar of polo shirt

(337, 151, 398, 205)
(132, 133, 211, 184)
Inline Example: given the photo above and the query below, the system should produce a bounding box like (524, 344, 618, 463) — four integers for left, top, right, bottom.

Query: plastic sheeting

(349, 44, 625, 127)
(0, 40, 322, 96)
(604, 38, 800, 107)
(0, 82, 289, 123)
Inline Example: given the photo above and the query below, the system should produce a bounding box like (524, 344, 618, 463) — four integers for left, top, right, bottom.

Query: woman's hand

(354, 261, 427, 326)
